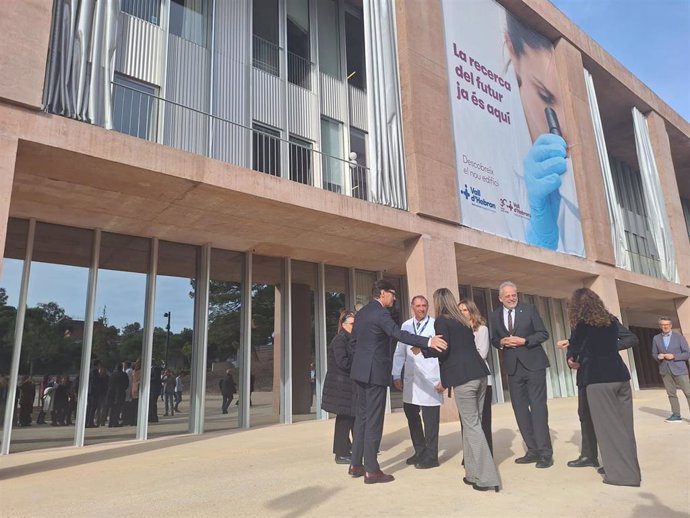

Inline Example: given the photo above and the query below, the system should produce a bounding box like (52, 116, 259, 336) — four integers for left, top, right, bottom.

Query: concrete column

(0, 136, 18, 275)
(674, 296, 690, 337)
(646, 111, 690, 285)
(395, 0, 460, 223)
(405, 235, 459, 422)
(552, 38, 616, 265)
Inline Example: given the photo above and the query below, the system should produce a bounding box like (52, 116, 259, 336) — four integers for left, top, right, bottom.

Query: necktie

(508, 309, 514, 334)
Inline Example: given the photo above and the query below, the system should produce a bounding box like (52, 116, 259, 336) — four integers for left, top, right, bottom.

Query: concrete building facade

(0, 0, 688, 455)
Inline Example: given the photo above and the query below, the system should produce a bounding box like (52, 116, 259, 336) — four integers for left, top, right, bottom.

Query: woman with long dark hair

(565, 288, 641, 487)
(321, 310, 357, 464)
(430, 289, 500, 492)
(459, 298, 493, 455)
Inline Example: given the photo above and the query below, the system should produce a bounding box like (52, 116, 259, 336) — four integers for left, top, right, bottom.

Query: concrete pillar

(291, 283, 313, 414)
(646, 111, 690, 285)
(405, 235, 459, 422)
(395, 0, 460, 223)
(674, 296, 690, 337)
(0, 136, 18, 276)
(552, 38, 616, 266)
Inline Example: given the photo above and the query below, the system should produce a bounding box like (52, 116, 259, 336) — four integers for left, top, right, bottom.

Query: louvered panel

(116, 12, 164, 85)
(164, 35, 210, 155)
(288, 84, 315, 141)
(252, 68, 283, 128)
(211, 0, 250, 166)
(319, 73, 344, 121)
(348, 85, 367, 131)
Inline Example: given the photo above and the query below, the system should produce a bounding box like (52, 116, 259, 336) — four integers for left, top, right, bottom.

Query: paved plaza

(1, 388, 689, 517)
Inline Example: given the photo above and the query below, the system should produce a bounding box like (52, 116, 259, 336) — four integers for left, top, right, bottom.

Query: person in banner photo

(505, 15, 583, 254)
(443, 0, 584, 256)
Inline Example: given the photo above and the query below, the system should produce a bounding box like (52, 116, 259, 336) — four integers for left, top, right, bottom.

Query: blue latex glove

(524, 133, 567, 250)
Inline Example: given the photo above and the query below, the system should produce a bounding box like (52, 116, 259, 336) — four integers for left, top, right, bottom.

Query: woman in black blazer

(428, 288, 500, 492)
(321, 310, 357, 464)
(565, 288, 641, 487)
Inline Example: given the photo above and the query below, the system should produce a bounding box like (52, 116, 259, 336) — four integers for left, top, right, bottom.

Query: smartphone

(545, 107, 562, 137)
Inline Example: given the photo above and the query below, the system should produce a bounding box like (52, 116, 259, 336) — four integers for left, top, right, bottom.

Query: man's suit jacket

(350, 300, 430, 387)
(652, 331, 690, 376)
(490, 302, 549, 375)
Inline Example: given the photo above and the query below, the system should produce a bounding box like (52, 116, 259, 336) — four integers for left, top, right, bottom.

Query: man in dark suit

(349, 280, 447, 484)
(490, 281, 552, 468)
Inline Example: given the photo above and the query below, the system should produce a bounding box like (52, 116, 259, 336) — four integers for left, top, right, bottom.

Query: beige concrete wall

(645, 111, 690, 285)
(396, 0, 460, 224)
(0, 136, 19, 276)
(674, 297, 690, 337)
(0, 1, 53, 109)
(553, 38, 615, 266)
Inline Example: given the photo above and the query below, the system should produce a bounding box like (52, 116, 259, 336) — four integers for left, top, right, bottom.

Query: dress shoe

(603, 479, 640, 487)
(406, 454, 419, 465)
(462, 477, 475, 486)
(348, 465, 365, 478)
(472, 484, 500, 493)
(334, 455, 351, 465)
(536, 457, 554, 469)
(514, 453, 540, 464)
(567, 456, 599, 468)
(597, 467, 606, 475)
(364, 471, 395, 484)
(414, 459, 440, 469)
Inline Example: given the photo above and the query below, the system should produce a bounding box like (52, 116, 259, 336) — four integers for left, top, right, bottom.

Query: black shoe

(335, 455, 351, 465)
(406, 454, 420, 465)
(536, 457, 554, 469)
(515, 453, 540, 464)
(567, 456, 599, 468)
(472, 483, 500, 493)
(414, 460, 440, 469)
(597, 467, 605, 475)
(462, 477, 474, 486)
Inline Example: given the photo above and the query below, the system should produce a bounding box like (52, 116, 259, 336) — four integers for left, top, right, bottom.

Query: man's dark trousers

(404, 402, 439, 462)
(508, 362, 551, 457)
(352, 381, 387, 473)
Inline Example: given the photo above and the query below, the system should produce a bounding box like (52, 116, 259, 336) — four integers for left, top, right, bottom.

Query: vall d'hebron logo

(461, 184, 496, 211)
(499, 198, 530, 219)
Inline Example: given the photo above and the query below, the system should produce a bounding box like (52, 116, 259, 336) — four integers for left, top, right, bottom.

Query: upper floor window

(121, 0, 161, 25)
(253, 0, 280, 76)
(112, 74, 158, 141)
(345, 9, 366, 90)
(170, 0, 208, 47)
(317, 0, 341, 79)
(287, 0, 311, 89)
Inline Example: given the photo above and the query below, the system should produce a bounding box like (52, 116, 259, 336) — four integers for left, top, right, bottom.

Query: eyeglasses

(386, 290, 397, 297)
(344, 320, 355, 326)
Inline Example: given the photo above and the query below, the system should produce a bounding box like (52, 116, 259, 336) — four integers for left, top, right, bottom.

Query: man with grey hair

(652, 317, 690, 423)
(490, 281, 552, 467)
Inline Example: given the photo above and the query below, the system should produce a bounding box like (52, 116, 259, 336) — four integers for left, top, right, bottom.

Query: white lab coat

(392, 316, 443, 406)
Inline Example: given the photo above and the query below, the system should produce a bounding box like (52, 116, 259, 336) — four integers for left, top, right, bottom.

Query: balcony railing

(252, 34, 313, 90)
(109, 81, 368, 200)
(252, 35, 280, 77)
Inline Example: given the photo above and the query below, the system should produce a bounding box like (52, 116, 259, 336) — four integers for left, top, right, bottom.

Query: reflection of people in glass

(506, 16, 581, 252)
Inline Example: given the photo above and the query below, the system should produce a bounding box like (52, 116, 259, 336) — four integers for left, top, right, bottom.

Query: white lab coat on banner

(392, 316, 443, 407)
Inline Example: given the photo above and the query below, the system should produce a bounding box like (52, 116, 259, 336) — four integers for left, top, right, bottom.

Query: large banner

(442, 0, 584, 256)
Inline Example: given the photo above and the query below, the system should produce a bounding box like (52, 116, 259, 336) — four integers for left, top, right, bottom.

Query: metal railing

(108, 81, 368, 200)
(287, 51, 312, 90)
(252, 35, 280, 77)
(121, 0, 160, 25)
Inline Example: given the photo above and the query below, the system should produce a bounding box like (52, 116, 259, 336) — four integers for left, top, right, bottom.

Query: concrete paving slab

(1, 389, 688, 517)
